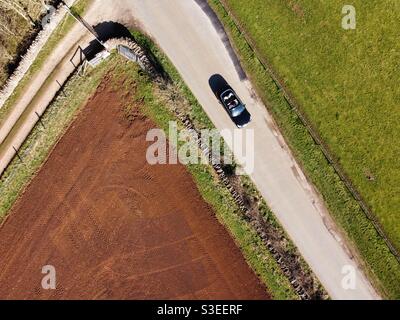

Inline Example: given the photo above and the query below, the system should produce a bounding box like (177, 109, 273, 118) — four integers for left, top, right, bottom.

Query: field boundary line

(214, 0, 400, 263)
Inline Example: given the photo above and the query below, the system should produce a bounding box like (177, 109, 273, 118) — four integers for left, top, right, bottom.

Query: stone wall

(0, 0, 77, 109)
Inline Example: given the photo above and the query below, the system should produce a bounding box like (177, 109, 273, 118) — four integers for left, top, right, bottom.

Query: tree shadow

(82, 21, 134, 60)
(81, 21, 167, 77)
(94, 21, 133, 42)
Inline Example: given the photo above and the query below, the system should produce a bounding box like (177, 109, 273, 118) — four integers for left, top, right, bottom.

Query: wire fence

(214, 0, 400, 263)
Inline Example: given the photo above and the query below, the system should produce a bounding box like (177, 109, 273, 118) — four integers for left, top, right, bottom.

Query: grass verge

(207, 0, 400, 298)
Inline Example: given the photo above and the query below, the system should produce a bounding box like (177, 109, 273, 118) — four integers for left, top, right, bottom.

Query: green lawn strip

(0, 0, 93, 124)
(208, 0, 400, 298)
(0, 54, 112, 221)
(129, 30, 300, 299)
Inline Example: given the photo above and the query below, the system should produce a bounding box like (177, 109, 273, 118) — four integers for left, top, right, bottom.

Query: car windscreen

(230, 104, 245, 117)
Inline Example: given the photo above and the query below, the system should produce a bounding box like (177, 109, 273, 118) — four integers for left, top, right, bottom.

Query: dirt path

(0, 78, 269, 299)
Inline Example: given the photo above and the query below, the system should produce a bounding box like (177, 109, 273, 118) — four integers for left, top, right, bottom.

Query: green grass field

(221, 0, 400, 251)
(208, 0, 400, 299)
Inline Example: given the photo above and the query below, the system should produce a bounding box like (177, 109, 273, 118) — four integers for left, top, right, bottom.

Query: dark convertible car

(217, 86, 251, 128)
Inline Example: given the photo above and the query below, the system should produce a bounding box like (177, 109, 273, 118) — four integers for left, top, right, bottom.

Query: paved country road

(0, 0, 380, 299)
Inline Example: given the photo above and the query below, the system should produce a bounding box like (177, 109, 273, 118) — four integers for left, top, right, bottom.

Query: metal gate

(117, 45, 146, 70)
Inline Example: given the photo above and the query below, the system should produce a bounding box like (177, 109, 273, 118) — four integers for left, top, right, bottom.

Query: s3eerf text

(156, 304, 243, 317)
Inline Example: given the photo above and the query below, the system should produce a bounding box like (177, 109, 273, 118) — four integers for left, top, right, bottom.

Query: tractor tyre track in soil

(0, 76, 269, 299)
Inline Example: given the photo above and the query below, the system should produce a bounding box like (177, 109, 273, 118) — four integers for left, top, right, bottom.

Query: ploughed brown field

(0, 78, 269, 299)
